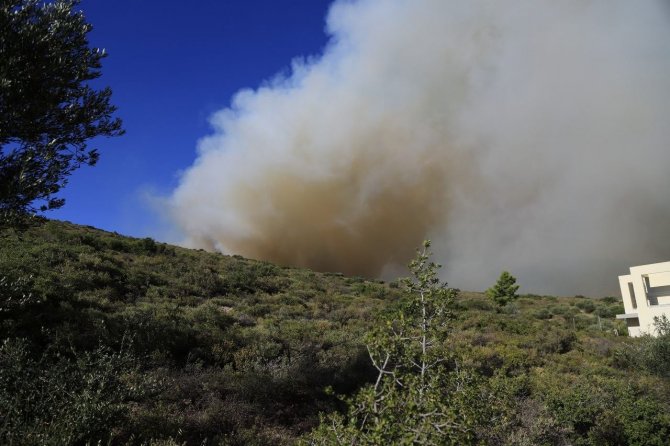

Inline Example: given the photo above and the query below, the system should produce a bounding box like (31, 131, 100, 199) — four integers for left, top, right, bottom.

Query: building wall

(619, 262, 670, 337)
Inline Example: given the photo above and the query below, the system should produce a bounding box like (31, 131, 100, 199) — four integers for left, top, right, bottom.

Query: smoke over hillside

(168, 0, 670, 295)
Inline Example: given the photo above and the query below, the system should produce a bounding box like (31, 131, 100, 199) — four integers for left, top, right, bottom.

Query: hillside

(1, 220, 668, 445)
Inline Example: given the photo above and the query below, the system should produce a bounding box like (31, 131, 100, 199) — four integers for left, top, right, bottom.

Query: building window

(626, 317, 640, 328)
(628, 282, 637, 309)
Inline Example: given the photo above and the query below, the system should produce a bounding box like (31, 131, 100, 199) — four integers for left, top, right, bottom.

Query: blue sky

(50, 0, 335, 240)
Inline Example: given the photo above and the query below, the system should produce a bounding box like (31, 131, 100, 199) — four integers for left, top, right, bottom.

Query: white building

(617, 262, 670, 337)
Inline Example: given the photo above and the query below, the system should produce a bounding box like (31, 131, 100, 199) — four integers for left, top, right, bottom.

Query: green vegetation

(305, 251, 670, 445)
(0, 220, 394, 444)
(0, 0, 123, 221)
(306, 242, 480, 444)
(486, 271, 520, 308)
(1, 221, 669, 445)
(614, 315, 670, 379)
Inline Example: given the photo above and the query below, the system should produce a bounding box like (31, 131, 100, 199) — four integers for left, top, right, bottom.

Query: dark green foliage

(461, 296, 495, 312)
(0, 272, 38, 313)
(576, 299, 596, 313)
(600, 296, 619, 304)
(642, 315, 670, 377)
(602, 305, 624, 319)
(487, 271, 520, 307)
(536, 328, 577, 354)
(0, 336, 157, 445)
(0, 0, 123, 221)
(537, 374, 670, 446)
(533, 308, 553, 320)
(615, 315, 670, 378)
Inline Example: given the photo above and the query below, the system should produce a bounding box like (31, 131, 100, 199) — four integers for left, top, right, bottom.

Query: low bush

(533, 308, 553, 320)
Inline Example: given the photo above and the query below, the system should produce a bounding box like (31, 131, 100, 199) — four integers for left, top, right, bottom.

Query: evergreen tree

(486, 271, 520, 307)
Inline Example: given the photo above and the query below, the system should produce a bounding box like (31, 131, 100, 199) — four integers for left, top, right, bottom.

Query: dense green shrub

(612, 316, 670, 378)
(641, 316, 670, 376)
(533, 308, 553, 320)
(0, 337, 158, 445)
(575, 299, 596, 313)
(537, 374, 670, 446)
(537, 329, 577, 354)
(594, 303, 624, 319)
(0, 273, 38, 313)
(462, 297, 495, 312)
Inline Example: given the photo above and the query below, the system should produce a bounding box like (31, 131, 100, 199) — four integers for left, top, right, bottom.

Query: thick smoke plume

(169, 0, 670, 295)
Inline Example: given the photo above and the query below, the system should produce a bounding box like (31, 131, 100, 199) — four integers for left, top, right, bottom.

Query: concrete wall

(618, 262, 670, 337)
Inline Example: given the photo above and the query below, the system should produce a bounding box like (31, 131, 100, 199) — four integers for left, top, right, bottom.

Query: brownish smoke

(222, 150, 462, 276)
(169, 0, 670, 295)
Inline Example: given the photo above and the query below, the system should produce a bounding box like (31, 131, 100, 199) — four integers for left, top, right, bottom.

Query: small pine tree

(304, 241, 498, 445)
(486, 271, 519, 307)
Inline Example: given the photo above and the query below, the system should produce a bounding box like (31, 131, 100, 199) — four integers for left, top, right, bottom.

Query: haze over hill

(168, 0, 670, 296)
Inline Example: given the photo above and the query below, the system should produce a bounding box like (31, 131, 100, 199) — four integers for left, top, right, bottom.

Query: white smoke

(168, 0, 670, 295)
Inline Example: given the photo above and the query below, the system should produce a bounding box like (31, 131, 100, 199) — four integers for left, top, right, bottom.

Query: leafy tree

(486, 271, 520, 308)
(0, 0, 123, 223)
